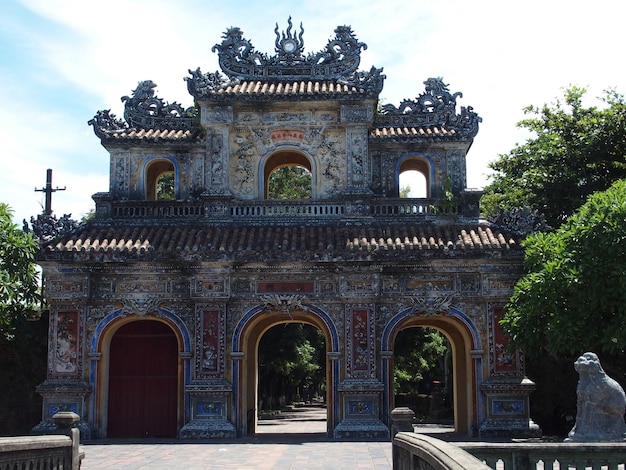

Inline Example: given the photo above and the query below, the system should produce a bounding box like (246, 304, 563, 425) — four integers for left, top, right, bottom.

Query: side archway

(381, 307, 483, 434)
(142, 157, 179, 200)
(89, 309, 191, 438)
(396, 153, 434, 198)
(231, 304, 339, 437)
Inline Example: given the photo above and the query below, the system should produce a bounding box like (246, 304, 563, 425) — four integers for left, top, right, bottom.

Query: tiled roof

(370, 126, 458, 140)
(96, 128, 203, 143)
(40, 222, 519, 263)
(197, 79, 376, 101)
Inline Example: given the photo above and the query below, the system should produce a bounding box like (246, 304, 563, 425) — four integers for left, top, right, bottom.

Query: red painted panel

(108, 321, 178, 438)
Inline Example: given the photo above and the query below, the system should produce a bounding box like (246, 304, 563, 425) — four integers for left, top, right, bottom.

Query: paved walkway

(80, 406, 393, 469)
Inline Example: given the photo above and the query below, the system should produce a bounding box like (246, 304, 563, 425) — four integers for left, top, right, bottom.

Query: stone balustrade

(393, 432, 491, 470)
(392, 432, 626, 470)
(0, 412, 83, 470)
(459, 441, 626, 470)
(100, 197, 452, 222)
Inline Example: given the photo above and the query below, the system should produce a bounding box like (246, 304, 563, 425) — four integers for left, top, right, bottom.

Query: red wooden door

(107, 321, 178, 438)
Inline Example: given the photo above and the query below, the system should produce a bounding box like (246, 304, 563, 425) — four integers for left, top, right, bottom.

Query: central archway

(256, 323, 327, 434)
(232, 304, 339, 437)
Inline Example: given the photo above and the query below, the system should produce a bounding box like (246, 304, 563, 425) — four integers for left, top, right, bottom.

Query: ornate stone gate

(33, 19, 540, 439)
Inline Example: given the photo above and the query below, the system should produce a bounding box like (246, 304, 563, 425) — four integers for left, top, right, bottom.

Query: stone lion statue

(567, 352, 626, 442)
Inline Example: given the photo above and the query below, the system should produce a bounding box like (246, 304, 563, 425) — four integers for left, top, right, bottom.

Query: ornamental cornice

(185, 18, 385, 99)
(377, 77, 481, 140)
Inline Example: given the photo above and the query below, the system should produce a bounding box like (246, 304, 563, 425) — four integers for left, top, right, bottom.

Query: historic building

(33, 19, 540, 439)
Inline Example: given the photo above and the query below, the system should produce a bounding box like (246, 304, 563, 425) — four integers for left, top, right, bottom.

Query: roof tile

(41, 223, 518, 262)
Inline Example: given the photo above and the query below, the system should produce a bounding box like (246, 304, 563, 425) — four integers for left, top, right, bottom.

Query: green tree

(268, 166, 312, 199)
(156, 172, 175, 200)
(482, 87, 626, 228)
(393, 327, 449, 394)
(500, 179, 626, 357)
(0, 203, 41, 339)
(258, 323, 325, 409)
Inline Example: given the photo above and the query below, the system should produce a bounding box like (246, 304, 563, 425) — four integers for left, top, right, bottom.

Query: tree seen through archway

(393, 327, 453, 422)
(267, 166, 312, 199)
(258, 323, 325, 410)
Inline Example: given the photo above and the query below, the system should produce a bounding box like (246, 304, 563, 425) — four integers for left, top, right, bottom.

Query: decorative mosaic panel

(195, 306, 226, 378)
(488, 305, 523, 376)
(347, 128, 367, 185)
(49, 307, 82, 378)
(406, 277, 453, 293)
(382, 278, 402, 294)
(341, 105, 373, 122)
(257, 281, 314, 294)
(194, 400, 225, 418)
(340, 275, 378, 297)
(47, 277, 88, 299)
(202, 105, 233, 124)
(193, 278, 229, 298)
(117, 279, 167, 294)
(112, 153, 129, 197)
(343, 394, 379, 420)
(345, 306, 375, 378)
(483, 275, 518, 295)
(457, 275, 480, 293)
(348, 400, 374, 417)
(47, 402, 79, 417)
(262, 111, 312, 123)
(491, 399, 525, 416)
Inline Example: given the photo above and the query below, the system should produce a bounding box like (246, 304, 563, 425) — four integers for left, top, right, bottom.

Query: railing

(100, 197, 453, 222)
(0, 435, 75, 470)
(393, 432, 491, 470)
(370, 198, 437, 216)
(459, 441, 626, 470)
(111, 201, 206, 218)
(0, 412, 83, 470)
(392, 432, 626, 470)
(230, 201, 346, 217)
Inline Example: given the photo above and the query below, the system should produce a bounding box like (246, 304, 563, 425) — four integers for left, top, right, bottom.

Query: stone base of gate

(179, 419, 236, 439)
(333, 419, 390, 439)
(478, 418, 542, 439)
(479, 377, 542, 439)
(179, 394, 236, 439)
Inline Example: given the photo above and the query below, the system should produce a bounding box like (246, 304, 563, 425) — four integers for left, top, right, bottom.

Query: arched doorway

(397, 155, 431, 198)
(145, 158, 177, 200)
(393, 327, 453, 424)
(232, 305, 339, 437)
(107, 320, 178, 437)
(256, 323, 326, 434)
(382, 311, 479, 434)
(261, 150, 314, 199)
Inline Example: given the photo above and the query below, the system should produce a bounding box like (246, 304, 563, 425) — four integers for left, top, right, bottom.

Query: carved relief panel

(345, 305, 375, 378)
(195, 305, 226, 379)
(48, 304, 83, 379)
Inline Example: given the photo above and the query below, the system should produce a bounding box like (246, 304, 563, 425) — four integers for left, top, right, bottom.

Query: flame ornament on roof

(379, 77, 482, 138)
(186, 18, 385, 97)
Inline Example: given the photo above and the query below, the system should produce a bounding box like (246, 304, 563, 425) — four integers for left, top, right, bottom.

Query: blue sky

(1, 0, 624, 224)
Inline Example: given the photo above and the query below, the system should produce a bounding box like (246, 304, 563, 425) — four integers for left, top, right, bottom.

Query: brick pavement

(79, 406, 393, 469)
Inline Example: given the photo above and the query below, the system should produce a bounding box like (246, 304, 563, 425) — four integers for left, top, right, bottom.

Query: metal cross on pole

(35, 168, 66, 216)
